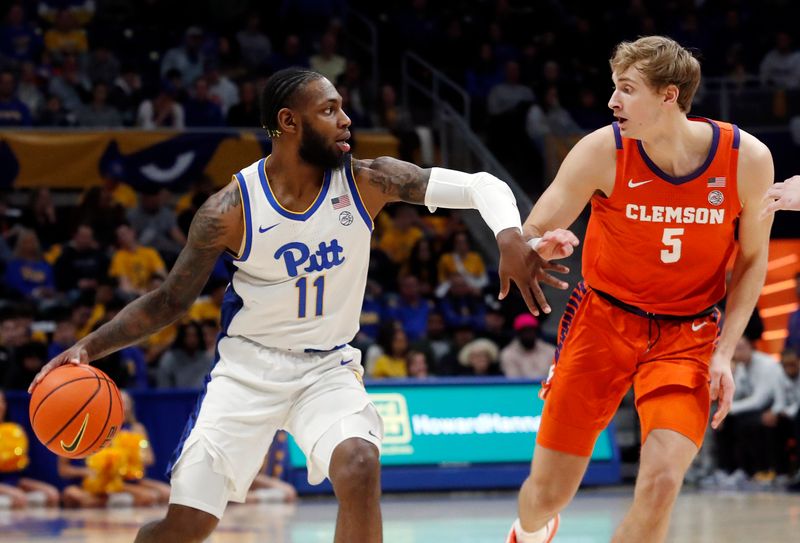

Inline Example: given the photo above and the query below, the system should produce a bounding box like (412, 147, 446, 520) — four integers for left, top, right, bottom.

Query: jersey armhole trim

(345, 155, 374, 232)
(230, 172, 252, 261)
(732, 124, 741, 149)
(612, 122, 623, 149)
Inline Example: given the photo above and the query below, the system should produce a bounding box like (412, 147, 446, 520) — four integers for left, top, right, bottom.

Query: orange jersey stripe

(583, 117, 742, 315)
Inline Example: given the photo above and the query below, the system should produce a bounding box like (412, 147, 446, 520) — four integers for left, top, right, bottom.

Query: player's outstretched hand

(760, 175, 800, 218)
(28, 345, 89, 393)
(532, 229, 580, 261)
(497, 228, 571, 316)
(709, 351, 735, 430)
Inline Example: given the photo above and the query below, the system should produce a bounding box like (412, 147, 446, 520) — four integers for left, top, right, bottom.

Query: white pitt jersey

(223, 155, 373, 351)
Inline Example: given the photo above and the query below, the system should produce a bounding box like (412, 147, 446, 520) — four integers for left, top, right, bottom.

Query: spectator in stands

(375, 83, 419, 161)
(412, 310, 451, 369)
(43, 9, 88, 60)
(465, 42, 503, 113)
(47, 53, 90, 113)
(337, 60, 373, 124)
(184, 76, 224, 127)
(487, 61, 534, 118)
(459, 337, 502, 376)
(570, 87, 609, 131)
(386, 275, 432, 342)
(436, 231, 488, 296)
(378, 204, 425, 265)
(3, 341, 46, 390)
(402, 237, 438, 297)
(336, 84, 370, 130)
(16, 62, 43, 120)
(0, 389, 60, 508)
(36, 93, 73, 126)
(87, 44, 120, 87)
(157, 321, 212, 389)
(236, 13, 272, 71)
(46, 309, 76, 360)
(136, 83, 186, 130)
(370, 322, 409, 379)
(187, 277, 226, 324)
(435, 324, 475, 376)
(0, 70, 32, 126)
(205, 61, 238, 117)
(53, 224, 109, 295)
(762, 348, 800, 476)
(310, 32, 346, 84)
(406, 349, 430, 379)
(160, 26, 206, 87)
(226, 79, 259, 127)
(4, 229, 55, 301)
(269, 34, 308, 73)
(499, 314, 555, 380)
(525, 85, 583, 154)
(759, 31, 800, 89)
(76, 82, 122, 127)
(356, 279, 385, 346)
(108, 223, 166, 296)
(126, 188, 186, 264)
(38, 0, 94, 27)
(438, 273, 486, 332)
(101, 164, 138, 210)
(21, 187, 63, 249)
(70, 186, 127, 247)
(483, 306, 513, 349)
(110, 64, 143, 126)
(715, 336, 783, 481)
(0, 5, 42, 65)
(787, 272, 800, 351)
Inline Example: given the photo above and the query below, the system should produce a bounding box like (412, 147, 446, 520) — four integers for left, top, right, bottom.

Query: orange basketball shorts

(536, 282, 720, 457)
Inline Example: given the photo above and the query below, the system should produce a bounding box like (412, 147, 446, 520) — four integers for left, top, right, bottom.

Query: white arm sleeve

(425, 167, 522, 238)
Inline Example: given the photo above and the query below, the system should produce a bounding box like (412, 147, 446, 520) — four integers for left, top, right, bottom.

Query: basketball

(29, 365, 124, 459)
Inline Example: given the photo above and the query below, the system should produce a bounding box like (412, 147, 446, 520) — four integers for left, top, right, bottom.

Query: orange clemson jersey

(583, 117, 742, 316)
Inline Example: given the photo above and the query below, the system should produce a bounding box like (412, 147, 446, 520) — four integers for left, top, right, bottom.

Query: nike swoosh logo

(340, 359, 353, 366)
(61, 413, 89, 453)
(368, 429, 379, 438)
(258, 223, 279, 233)
(691, 322, 708, 332)
(628, 179, 653, 188)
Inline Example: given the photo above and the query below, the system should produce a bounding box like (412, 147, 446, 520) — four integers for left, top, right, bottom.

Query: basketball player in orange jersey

(29, 67, 571, 543)
(762, 174, 800, 216)
(505, 36, 775, 543)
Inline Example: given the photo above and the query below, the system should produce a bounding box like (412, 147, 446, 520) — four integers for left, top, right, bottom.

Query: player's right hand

(28, 345, 89, 393)
(533, 229, 580, 260)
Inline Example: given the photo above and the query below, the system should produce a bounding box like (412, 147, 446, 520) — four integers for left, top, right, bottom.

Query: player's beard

(299, 123, 344, 170)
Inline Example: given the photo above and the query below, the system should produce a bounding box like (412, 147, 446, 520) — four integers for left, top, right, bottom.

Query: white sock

(513, 518, 550, 543)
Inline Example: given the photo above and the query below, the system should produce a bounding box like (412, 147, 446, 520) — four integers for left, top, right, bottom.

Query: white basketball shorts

(167, 336, 383, 519)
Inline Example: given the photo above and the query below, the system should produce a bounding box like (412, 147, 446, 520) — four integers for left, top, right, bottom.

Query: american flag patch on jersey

(707, 177, 726, 188)
(331, 194, 351, 209)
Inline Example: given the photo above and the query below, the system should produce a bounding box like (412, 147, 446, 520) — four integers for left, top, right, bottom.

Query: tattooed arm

(353, 156, 574, 315)
(30, 180, 244, 390)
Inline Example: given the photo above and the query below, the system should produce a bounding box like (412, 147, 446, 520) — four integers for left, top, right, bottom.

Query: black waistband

(591, 287, 716, 321)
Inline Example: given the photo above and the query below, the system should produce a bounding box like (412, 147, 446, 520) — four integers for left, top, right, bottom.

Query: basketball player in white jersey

(30, 68, 575, 543)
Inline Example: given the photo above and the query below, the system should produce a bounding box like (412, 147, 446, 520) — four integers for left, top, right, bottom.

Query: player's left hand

(531, 229, 580, 260)
(709, 352, 735, 430)
(760, 175, 800, 218)
(496, 228, 570, 316)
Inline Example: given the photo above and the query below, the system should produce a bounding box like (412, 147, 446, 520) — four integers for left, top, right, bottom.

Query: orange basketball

(29, 364, 124, 459)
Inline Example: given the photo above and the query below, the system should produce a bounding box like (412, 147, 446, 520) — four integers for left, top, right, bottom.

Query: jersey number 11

(296, 276, 325, 318)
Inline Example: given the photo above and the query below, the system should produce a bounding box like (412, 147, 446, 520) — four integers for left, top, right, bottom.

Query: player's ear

(277, 108, 298, 135)
(663, 84, 679, 107)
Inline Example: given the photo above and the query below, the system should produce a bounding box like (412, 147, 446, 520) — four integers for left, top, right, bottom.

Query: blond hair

(610, 36, 701, 112)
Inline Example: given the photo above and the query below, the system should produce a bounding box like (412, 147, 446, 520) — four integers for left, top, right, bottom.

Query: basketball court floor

(1, 487, 797, 542)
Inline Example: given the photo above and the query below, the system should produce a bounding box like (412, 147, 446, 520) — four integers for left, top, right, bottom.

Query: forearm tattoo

(85, 185, 240, 360)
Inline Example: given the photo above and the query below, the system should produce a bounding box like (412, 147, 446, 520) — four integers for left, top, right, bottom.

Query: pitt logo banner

(0, 130, 271, 190)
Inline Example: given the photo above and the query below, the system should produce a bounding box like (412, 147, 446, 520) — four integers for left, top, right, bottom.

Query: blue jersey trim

(612, 122, 623, 149)
(635, 117, 720, 186)
(166, 279, 244, 478)
(258, 157, 331, 221)
(233, 172, 252, 261)
(344, 155, 374, 231)
(732, 124, 741, 150)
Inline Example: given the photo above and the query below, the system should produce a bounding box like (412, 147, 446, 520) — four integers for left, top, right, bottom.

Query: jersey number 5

(296, 276, 325, 318)
(660, 228, 684, 264)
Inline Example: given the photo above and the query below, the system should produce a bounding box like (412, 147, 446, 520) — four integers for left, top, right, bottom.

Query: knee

(639, 468, 683, 506)
(330, 439, 381, 495)
(522, 476, 573, 515)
